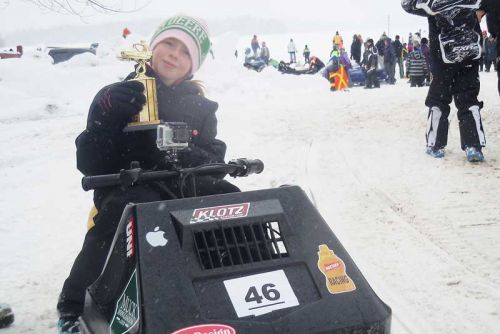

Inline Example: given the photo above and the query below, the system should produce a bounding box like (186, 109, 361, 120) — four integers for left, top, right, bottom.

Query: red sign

(171, 324, 236, 334)
(190, 203, 250, 223)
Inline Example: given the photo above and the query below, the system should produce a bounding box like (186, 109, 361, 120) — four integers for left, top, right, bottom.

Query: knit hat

(149, 15, 211, 74)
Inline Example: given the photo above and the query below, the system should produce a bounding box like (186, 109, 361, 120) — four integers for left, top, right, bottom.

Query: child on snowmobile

(56, 14, 239, 334)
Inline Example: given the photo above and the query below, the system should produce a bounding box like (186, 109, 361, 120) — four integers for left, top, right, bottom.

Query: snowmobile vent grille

(193, 221, 289, 270)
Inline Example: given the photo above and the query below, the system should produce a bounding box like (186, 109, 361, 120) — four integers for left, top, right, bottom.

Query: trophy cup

(119, 41, 160, 131)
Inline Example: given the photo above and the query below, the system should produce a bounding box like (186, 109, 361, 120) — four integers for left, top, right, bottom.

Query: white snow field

(0, 31, 499, 333)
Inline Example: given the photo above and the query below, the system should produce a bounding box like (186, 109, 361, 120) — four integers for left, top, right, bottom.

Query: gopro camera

(156, 122, 191, 151)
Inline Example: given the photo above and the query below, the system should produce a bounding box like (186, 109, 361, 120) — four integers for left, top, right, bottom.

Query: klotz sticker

(317, 244, 356, 294)
(170, 324, 236, 334)
(126, 216, 134, 258)
(190, 203, 250, 223)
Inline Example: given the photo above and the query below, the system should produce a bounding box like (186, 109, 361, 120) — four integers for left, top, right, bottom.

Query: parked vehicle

(0, 45, 23, 59)
(47, 43, 98, 64)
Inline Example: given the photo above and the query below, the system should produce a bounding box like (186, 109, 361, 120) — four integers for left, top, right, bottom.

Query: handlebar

(81, 158, 264, 191)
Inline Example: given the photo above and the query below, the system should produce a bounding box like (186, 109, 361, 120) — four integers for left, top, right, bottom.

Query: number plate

(223, 270, 299, 317)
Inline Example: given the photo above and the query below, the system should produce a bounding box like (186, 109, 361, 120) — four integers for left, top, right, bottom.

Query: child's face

(151, 38, 192, 86)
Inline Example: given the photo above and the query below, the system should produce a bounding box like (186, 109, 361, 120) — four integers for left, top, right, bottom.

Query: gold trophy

(119, 41, 160, 131)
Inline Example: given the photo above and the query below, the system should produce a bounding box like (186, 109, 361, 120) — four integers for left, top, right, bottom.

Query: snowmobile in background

(47, 43, 99, 64)
(349, 63, 388, 86)
(0, 45, 23, 60)
(277, 56, 325, 75)
(78, 122, 391, 334)
(0, 304, 14, 329)
(243, 47, 267, 72)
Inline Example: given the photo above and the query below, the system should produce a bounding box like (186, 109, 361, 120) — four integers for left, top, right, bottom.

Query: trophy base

(123, 120, 161, 132)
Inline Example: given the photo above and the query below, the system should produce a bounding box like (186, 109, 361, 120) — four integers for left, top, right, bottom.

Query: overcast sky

(1, 0, 428, 35)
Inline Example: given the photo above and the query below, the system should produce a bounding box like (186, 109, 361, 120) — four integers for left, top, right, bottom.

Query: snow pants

(396, 57, 404, 78)
(365, 70, 380, 88)
(410, 75, 425, 87)
(425, 61, 486, 151)
(384, 61, 396, 84)
(57, 178, 240, 316)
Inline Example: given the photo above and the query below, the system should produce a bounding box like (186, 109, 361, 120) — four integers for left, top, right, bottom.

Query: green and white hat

(150, 15, 211, 74)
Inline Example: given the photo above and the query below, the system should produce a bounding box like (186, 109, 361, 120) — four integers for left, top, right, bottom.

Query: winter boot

(465, 147, 484, 162)
(426, 147, 445, 158)
(0, 303, 14, 328)
(57, 315, 80, 334)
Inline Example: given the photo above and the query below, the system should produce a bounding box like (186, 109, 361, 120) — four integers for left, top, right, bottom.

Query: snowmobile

(277, 58, 324, 75)
(78, 122, 391, 334)
(47, 43, 99, 64)
(243, 57, 267, 72)
(0, 304, 14, 328)
(243, 47, 267, 72)
(349, 64, 388, 86)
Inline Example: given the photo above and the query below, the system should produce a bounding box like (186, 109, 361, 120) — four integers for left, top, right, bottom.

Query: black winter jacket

(361, 46, 378, 72)
(76, 71, 226, 177)
(393, 39, 403, 59)
(350, 38, 362, 63)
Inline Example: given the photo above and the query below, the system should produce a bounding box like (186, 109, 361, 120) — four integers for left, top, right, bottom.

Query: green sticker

(110, 270, 140, 334)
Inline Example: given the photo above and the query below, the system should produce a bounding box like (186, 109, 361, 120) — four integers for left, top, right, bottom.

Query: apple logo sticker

(146, 226, 168, 247)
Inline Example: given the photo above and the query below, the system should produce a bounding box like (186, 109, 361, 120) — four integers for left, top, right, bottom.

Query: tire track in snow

(304, 139, 426, 334)
(304, 137, 500, 334)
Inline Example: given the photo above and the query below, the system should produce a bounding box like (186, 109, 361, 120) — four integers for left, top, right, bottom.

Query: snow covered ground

(0, 31, 499, 333)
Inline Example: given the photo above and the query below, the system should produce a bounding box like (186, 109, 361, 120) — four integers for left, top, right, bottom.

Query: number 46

(245, 283, 281, 304)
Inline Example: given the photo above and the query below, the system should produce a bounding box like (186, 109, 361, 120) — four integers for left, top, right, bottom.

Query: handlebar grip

(82, 174, 121, 191)
(228, 159, 264, 177)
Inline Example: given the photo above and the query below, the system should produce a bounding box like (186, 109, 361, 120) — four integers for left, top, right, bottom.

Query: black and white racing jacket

(402, 0, 483, 64)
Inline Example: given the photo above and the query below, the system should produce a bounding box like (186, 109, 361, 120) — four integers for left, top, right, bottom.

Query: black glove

(87, 80, 146, 131)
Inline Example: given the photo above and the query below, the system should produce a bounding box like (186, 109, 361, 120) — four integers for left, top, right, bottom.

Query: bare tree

(20, 0, 151, 16)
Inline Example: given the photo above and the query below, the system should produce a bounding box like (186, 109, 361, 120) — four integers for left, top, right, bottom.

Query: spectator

(333, 31, 344, 48)
(361, 38, 380, 89)
(251, 35, 260, 57)
(406, 41, 429, 87)
(402, 43, 409, 77)
(303, 44, 311, 63)
(393, 35, 404, 78)
(483, 0, 500, 94)
(260, 41, 270, 64)
(420, 37, 431, 85)
(384, 38, 397, 84)
(350, 34, 362, 64)
(484, 34, 497, 72)
(122, 27, 131, 39)
(480, 30, 488, 71)
(288, 38, 297, 63)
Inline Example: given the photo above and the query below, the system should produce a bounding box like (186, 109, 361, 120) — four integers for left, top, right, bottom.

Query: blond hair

(185, 80, 206, 96)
